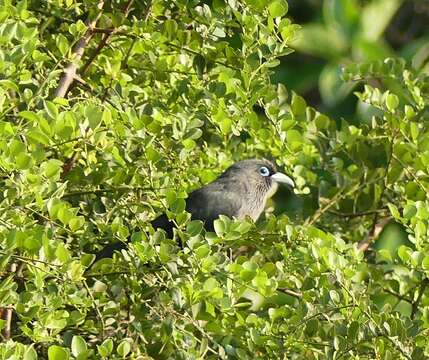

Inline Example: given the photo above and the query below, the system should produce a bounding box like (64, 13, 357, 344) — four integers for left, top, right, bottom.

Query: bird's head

(221, 159, 294, 200)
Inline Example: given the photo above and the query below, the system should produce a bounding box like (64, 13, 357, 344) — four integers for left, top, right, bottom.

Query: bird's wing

(151, 213, 174, 238)
(185, 178, 245, 229)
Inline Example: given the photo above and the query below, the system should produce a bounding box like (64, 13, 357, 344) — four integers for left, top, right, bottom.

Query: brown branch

(80, 33, 111, 76)
(81, 0, 135, 76)
(61, 152, 78, 179)
(1, 306, 13, 340)
(358, 217, 392, 252)
(54, 1, 106, 98)
(58, 0, 135, 178)
(1, 263, 16, 339)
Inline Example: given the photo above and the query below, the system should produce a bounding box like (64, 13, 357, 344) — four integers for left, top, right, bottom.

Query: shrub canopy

(0, 0, 428, 359)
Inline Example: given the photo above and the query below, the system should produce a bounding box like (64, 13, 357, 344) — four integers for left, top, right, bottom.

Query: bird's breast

(237, 182, 278, 221)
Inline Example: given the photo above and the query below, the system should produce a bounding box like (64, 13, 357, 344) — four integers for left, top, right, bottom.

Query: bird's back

(186, 176, 249, 226)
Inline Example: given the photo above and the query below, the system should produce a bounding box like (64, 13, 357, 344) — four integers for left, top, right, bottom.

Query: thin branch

(392, 154, 428, 195)
(61, 185, 158, 198)
(338, 279, 412, 360)
(358, 131, 397, 251)
(305, 176, 384, 227)
(0, 251, 61, 267)
(80, 33, 111, 76)
(54, 1, 106, 98)
(277, 288, 302, 298)
(327, 209, 387, 218)
(411, 279, 429, 319)
(83, 280, 105, 337)
(1, 263, 17, 339)
(383, 288, 412, 304)
(81, 0, 135, 76)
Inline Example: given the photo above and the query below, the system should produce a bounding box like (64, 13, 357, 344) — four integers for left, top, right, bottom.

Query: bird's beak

(271, 172, 295, 188)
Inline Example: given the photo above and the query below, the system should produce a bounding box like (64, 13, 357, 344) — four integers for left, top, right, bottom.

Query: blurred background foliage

(275, 0, 429, 256)
(277, 0, 429, 118)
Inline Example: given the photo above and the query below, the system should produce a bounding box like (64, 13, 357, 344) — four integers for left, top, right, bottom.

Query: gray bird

(95, 159, 294, 260)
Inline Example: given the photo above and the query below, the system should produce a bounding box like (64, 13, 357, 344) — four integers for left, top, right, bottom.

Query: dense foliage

(0, 0, 428, 359)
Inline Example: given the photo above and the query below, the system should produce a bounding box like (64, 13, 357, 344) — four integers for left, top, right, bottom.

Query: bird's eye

(259, 166, 270, 177)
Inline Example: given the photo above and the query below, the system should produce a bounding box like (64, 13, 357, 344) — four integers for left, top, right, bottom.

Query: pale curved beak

(271, 172, 295, 188)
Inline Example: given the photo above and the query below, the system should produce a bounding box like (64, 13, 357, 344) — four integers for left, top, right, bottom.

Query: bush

(0, 0, 428, 359)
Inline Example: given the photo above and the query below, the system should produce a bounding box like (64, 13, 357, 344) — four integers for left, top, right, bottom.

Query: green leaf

(164, 19, 178, 40)
(55, 243, 70, 263)
(117, 341, 131, 358)
(386, 93, 399, 112)
(291, 92, 306, 116)
(71, 336, 87, 357)
(186, 220, 203, 236)
(48, 346, 69, 360)
(314, 113, 330, 130)
(44, 100, 59, 120)
(286, 129, 303, 150)
(56, 34, 69, 56)
(323, 0, 359, 38)
(268, 0, 288, 17)
(329, 290, 340, 303)
(9, 139, 25, 157)
(146, 145, 161, 163)
(319, 63, 355, 106)
(195, 244, 210, 259)
(398, 245, 412, 263)
(23, 346, 37, 360)
(203, 278, 219, 292)
(170, 198, 186, 214)
(69, 216, 85, 231)
(213, 219, 225, 236)
(85, 104, 103, 129)
(219, 118, 232, 134)
(15, 152, 32, 169)
(387, 203, 401, 219)
(19, 110, 40, 122)
(97, 339, 113, 357)
(193, 54, 206, 78)
(403, 205, 417, 219)
(422, 256, 429, 270)
(27, 128, 51, 145)
(405, 105, 415, 119)
(43, 159, 63, 178)
(410, 123, 419, 141)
